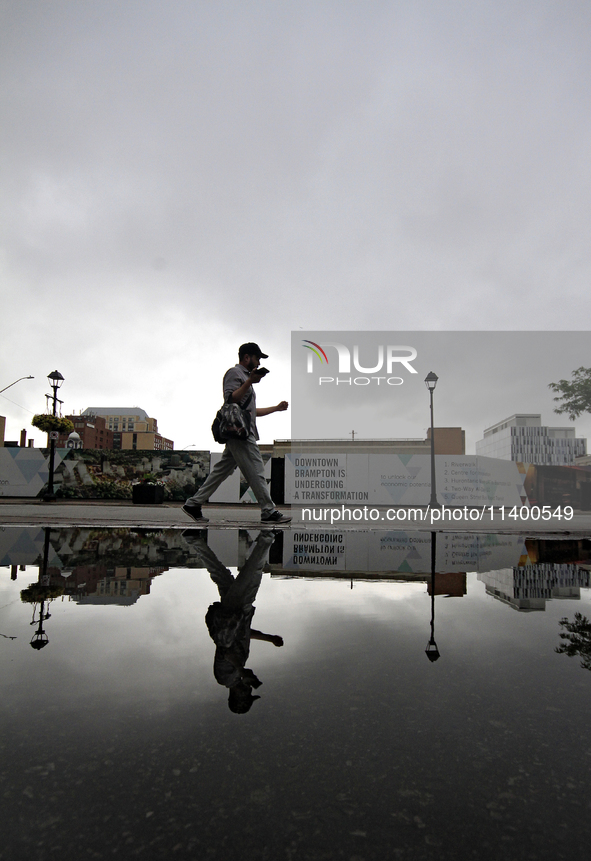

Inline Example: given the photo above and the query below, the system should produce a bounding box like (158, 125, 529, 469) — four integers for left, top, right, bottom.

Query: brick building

(55, 415, 114, 449)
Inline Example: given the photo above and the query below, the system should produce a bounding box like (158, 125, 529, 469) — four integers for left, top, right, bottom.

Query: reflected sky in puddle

(1, 527, 591, 860)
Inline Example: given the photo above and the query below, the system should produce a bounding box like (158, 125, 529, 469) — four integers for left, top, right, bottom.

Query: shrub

(32, 414, 74, 434)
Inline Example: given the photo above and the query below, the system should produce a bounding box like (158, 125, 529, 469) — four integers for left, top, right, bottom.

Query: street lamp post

(425, 531, 441, 662)
(0, 375, 34, 395)
(44, 371, 64, 502)
(31, 527, 52, 649)
(424, 371, 440, 509)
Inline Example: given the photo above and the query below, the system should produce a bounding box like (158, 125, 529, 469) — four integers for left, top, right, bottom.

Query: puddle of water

(1, 527, 591, 860)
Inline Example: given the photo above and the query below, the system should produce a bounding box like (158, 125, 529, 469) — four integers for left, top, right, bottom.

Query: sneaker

(182, 503, 209, 523)
(181, 528, 208, 540)
(261, 510, 292, 524)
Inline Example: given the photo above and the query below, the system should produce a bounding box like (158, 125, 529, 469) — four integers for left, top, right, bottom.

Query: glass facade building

(475, 414, 586, 465)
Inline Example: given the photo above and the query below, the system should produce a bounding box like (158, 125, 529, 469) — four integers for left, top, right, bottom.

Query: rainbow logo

(302, 340, 329, 364)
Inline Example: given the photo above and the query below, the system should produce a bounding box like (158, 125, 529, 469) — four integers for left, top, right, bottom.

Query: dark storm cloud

(1, 1, 591, 444)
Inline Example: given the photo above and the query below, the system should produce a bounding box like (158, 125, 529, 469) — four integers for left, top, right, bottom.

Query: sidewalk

(1, 500, 591, 535)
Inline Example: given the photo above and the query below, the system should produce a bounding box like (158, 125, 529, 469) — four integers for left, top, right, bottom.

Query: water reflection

(3, 525, 591, 678)
(2, 526, 591, 858)
(21, 527, 57, 649)
(3, 525, 591, 575)
(184, 529, 284, 711)
(556, 612, 591, 670)
(425, 532, 440, 662)
(2, 526, 591, 618)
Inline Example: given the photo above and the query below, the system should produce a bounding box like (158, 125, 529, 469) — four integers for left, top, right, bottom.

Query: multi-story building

(55, 414, 113, 449)
(81, 408, 173, 451)
(478, 564, 591, 611)
(475, 414, 586, 465)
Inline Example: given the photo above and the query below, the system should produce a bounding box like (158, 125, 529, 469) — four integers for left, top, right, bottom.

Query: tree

(548, 367, 591, 420)
(556, 613, 591, 671)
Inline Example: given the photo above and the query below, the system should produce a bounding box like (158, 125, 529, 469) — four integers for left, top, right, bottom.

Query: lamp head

(47, 370, 64, 389)
(425, 640, 441, 662)
(424, 371, 438, 392)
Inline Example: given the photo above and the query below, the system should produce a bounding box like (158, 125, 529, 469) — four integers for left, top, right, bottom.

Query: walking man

(183, 342, 291, 524)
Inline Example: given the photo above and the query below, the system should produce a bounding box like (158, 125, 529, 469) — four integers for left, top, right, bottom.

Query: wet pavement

(1, 499, 591, 534)
(1, 516, 591, 860)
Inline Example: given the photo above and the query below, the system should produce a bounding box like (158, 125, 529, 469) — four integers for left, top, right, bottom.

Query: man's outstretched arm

(256, 401, 288, 417)
(250, 630, 284, 646)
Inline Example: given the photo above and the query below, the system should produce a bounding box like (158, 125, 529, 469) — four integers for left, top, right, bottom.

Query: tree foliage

(556, 612, 591, 670)
(20, 583, 64, 603)
(31, 414, 74, 434)
(548, 367, 591, 420)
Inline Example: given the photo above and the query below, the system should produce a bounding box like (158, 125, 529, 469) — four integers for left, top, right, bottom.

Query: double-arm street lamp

(44, 371, 65, 502)
(424, 371, 440, 509)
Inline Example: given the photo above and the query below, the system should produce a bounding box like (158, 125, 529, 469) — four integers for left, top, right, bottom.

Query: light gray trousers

(185, 531, 276, 609)
(186, 435, 275, 516)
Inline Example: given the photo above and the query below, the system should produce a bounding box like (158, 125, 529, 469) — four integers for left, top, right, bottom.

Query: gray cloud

(2, 1, 591, 446)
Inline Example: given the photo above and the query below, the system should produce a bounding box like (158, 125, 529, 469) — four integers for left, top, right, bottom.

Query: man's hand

(231, 372, 262, 403)
(256, 401, 289, 417)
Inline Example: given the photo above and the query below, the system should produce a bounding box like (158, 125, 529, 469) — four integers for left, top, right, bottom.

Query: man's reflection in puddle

(183, 530, 283, 712)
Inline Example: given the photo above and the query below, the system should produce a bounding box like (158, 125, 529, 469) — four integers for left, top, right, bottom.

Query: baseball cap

(239, 342, 269, 359)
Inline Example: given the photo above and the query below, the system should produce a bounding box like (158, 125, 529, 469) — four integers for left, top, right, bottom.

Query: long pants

(186, 435, 275, 516)
(185, 531, 276, 610)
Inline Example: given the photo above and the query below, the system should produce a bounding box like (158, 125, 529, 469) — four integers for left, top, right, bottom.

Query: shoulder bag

(212, 391, 253, 443)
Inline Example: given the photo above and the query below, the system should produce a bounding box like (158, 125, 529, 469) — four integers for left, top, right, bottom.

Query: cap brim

(258, 352, 269, 359)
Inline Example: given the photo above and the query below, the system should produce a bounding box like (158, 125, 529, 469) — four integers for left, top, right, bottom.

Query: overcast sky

(292, 332, 591, 450)
(1, 0, 591, 450)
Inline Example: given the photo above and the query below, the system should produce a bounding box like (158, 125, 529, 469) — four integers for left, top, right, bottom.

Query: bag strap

(225, 390, 253, 410)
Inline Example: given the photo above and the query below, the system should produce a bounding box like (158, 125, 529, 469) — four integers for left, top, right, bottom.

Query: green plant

(56, 485, 83, 499)
(32, 414, 74, 434)
(140, 473, 164, 485)
(20, 583, 64, 603)
(548, 367, 591, 420)
(556, 613, 591, 670)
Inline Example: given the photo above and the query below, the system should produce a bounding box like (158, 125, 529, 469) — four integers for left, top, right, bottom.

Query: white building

(475, 414, 586, 465)
(478, 564, 590, 611)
